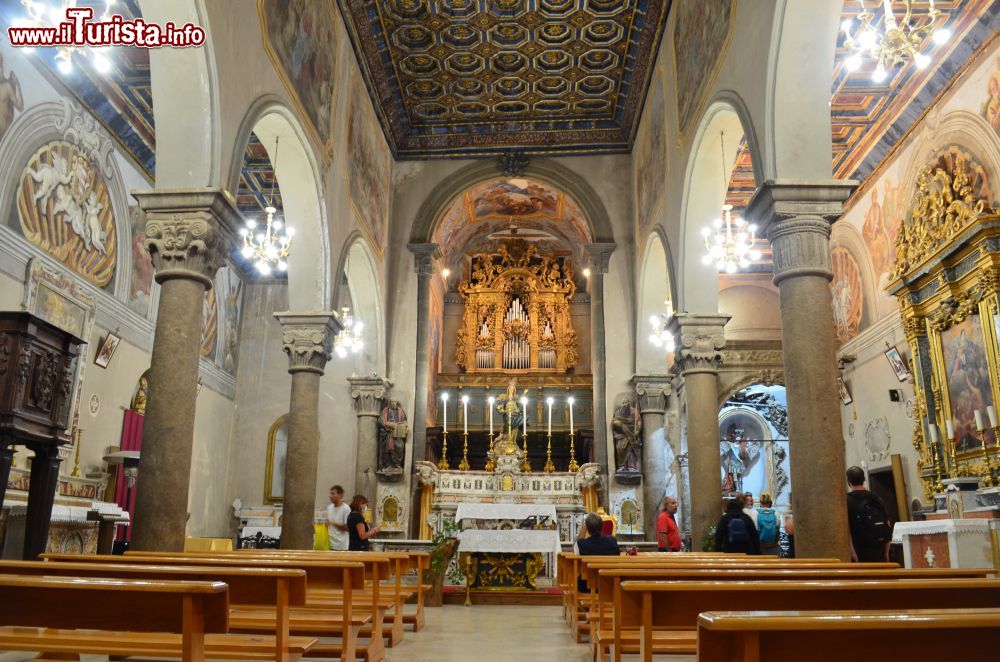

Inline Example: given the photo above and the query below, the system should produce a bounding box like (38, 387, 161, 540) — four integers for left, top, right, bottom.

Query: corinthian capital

(631, 375, 672, 415)
(667, 313, 730, 376)
(274, 312, 342, 375)
(408, 243, 441, 276)
(132, 188, 242, 287)
(349, 375, 391, 417)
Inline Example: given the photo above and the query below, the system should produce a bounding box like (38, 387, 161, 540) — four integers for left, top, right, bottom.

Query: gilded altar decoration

(16, 140, 117, 287)
(454, 240, 578, 374)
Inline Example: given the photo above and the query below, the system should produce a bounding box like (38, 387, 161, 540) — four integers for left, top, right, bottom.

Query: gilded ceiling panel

(336, 0, 671, 158)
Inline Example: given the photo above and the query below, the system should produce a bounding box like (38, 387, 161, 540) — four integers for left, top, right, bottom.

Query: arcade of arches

(1, 0, 1000, 657)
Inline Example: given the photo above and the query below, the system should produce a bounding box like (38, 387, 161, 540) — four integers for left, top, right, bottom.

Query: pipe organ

(455, 239, 579, 374)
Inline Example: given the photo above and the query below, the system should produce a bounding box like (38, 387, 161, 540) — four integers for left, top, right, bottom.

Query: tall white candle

(975, 409, 986, 432)
(945, 419, 954, 439)
(988, 405, 998, 428)
(547, 397, 553, 435)
(520, 396, 528, 437)
(461, 394, 469, 434)
(488, 396, 495, 435)
(441, 392, 448, 434)
(928, 423, 940, 444)
(568, 396, 575, 435)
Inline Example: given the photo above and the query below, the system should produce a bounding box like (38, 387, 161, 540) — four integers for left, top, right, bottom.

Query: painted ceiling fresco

(337, 0, 671, 158)
(434, 177, 591, 259)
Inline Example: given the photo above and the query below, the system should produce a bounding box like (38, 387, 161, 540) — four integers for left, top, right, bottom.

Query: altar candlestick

(988, 406, 998, 429)
(568, 396, 575, 434)
(488, 396, 495, 435)
(975, 409, 986, 432)
(520, 396, 528, 437)
(461, 394, 469, 434)
(441, 392, 449, 434)
(546, 397, 553, 435)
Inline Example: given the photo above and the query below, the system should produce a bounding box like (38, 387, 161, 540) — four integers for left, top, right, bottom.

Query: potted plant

(425, 520, 460, 607)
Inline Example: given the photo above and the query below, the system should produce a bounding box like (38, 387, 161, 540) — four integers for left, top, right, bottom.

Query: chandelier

(333, 307, 364, 358)
(648, 308, 675, 352)
(16, 1, 115, 74)
(841, 0, 950, 83)
(701, 132, 761, 273)
(239, 137, 293, 276)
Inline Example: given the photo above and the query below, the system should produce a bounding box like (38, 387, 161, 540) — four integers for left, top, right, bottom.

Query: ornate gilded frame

(263, 413, 288, 505)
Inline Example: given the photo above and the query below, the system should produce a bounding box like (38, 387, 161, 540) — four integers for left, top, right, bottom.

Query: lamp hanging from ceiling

(240, 136, 294, 276)
(16, 0, 116, 74)
(648, 301, 675, 352)
(701, 132, 761, 274)
(334, 306, 364, 358)
(841, 0, 951, 83)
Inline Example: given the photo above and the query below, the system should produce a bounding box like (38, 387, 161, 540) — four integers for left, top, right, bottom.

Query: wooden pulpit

(0, 312, 84, 559)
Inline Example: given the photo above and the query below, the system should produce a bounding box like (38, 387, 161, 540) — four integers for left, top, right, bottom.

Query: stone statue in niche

(613, 398, 642, 483)
(377, 399, 409, 477)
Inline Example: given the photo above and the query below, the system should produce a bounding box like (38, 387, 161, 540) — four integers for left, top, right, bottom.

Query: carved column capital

(132, 188, 243, 288)
(744, 180, 857, 286)
(667, 313, 730, 376)
(631, 374, 672, 415)
(584, 242, 616, 274)
(408, 243, 441, 276)
(274, 312, 342, 375)
(348, 376, 391, 417)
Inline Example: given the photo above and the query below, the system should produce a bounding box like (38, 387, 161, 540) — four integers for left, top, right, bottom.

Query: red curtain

(114, 409, 143, 541)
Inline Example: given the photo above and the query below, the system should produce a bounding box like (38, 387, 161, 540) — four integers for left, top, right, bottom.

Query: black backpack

(849, 492, 892, 547)
(726, 516, 751, 548)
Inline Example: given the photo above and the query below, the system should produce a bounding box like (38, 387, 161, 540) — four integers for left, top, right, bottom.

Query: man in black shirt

(846, 466, 892, 562)
(575, 512, 620, 593)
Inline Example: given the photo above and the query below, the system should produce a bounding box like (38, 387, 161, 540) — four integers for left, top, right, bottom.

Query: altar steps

(443, 587, 563, 606)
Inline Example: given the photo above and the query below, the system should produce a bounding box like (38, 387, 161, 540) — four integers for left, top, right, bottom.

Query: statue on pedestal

(495, 378, 528, 445)
(613, 398, 642, 483)
(378, 399, 409, 476)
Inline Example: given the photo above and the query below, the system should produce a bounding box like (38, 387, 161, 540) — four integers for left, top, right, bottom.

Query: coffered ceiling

(336, 0, 671, 159)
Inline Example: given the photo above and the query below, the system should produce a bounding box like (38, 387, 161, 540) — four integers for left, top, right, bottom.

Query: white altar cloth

(454, 503, 557, 524)
(457, 529, 562, 556)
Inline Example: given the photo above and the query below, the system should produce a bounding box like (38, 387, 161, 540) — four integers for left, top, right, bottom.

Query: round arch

(676, 99, 758, 313)
(332, 233, 386, 376)
(636, 229, 675, 375)
(227, 97, 331, 311)
(138, 0, 220, 187)
(408, 158, 615, 245)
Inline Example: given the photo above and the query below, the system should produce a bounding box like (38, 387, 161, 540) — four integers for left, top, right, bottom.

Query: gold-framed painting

(264, 413, 288, 504)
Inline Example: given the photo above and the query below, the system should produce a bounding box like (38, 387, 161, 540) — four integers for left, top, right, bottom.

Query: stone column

(668, 313, 729, 550)
(274, 313, 340, 550)
(130, 189, 240, 552)
(407, 243, 440, 466)
(349, 375, 390, 501)
(746, 180, 856, 560)
(585, 243, 615, 476)
(632, 376, 672, 537)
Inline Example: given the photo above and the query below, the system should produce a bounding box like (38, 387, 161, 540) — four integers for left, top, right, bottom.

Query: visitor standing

(846, 466, 892, 562)
(742, 492, 758, 528)
(714, 498, 761, 555)
(755, 492, 780, 556)
(347, 494, 381, 551)
(656, 496, 682, 552)
(326, 485, 351, 551)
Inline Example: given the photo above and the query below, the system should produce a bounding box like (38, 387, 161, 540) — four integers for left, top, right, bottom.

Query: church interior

(0, 0, 1000, 659)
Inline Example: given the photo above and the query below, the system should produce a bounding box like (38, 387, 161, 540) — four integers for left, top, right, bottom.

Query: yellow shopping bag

(313, 523, 331, 551)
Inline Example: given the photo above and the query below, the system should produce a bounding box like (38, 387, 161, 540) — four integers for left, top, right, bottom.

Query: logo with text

(7, 6, 205, 49)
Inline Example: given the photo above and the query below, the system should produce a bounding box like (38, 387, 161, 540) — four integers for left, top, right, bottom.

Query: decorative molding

(667, 313, 730, 376)
(274, 312, 341, 375)
(407, 242, 441, 276)
(349, 375, 391, 417)
(584, 243, 616, 275)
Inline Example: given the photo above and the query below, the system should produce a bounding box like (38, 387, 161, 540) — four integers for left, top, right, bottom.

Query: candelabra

(70, 428, 82, 477)
(485, 429, 496, 472)
(437, 432, 450, 471)
(459, 431, 470, 472)
(521, 432, 532, 473)
(567, 430, 579, 473)
(988, 425, 1000, 487)
(543, 431, 555, 473)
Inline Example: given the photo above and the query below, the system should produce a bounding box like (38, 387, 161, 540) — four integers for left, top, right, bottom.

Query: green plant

(701, 524, 717, 552)
(429, 520, 460, 577)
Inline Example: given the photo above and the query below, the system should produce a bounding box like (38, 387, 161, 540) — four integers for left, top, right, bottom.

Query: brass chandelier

(841, 0, 951, 83)
(239, 137, 294, 276)
(701, 132, 761, 273)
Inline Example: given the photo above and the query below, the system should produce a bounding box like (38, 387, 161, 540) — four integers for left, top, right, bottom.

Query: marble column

(407, 243, 440, 466)
(746, 180, 855, 560)
(349, 375, 390, 501)
(668, 313, 729, 550)
(632, 376, 672, 537)
(130, 189, 240, 552)
(274, 313, 340, 550)
(585, 243, 615, 478)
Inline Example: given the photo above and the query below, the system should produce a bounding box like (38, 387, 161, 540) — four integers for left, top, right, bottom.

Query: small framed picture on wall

(884, 345, 909, 382)
(837, 376, 853, 405)
(94, 331, 121, 368)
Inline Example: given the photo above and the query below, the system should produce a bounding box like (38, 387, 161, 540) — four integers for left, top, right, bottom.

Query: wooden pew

(697, 608, 1000, 661)
(592, 566, 993, 662)
(45, 552, 371, 662)
(0, 575, 229, 662)
(621, 579, 1000, 662)
(0, 559, 315, 662)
